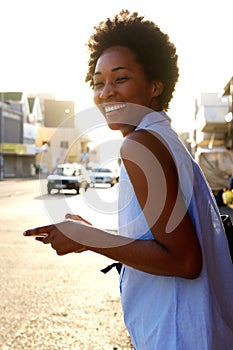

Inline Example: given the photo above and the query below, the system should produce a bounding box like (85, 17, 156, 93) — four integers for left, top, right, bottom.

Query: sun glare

(0, 0, 232, 132)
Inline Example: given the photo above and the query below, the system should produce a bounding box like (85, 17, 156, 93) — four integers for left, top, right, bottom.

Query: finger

(35, 236, 46, 242)
(42, 233, 54, 244)
(65, 213, 92, 225)
(23, 224, 55, 236)
(35, 235, 54, 245)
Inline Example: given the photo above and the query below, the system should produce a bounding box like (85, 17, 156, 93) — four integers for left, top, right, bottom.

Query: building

(221, 77, 233, 149)
(0, 92, 40, 179)
(191, 84, 233, 192)
(34, 96, 92, 173)
(193, 92, 229, 149)
(0, 92, 93, 179)
(43, 99, 75, 127)
(35, 126, 90, 174)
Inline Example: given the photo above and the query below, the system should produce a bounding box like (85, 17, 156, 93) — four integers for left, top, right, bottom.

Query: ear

(151, 81, 164, 97)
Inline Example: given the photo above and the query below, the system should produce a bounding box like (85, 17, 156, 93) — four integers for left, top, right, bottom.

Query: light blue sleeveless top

(118, 111, 233, 350)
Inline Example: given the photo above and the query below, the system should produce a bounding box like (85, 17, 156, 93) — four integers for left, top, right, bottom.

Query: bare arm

(117, 129, 202, 278)
(24, 130, 202, 279)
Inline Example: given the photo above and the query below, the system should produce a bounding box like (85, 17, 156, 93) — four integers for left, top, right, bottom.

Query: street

(1, 178, 233, 350)
(0, 179, 133, 350)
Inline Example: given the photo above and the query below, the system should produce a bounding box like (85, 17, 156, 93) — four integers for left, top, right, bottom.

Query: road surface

(0, 178, 133, 350)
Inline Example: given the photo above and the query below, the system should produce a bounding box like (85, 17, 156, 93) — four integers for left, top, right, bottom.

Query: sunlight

(0, 0, 232, 132)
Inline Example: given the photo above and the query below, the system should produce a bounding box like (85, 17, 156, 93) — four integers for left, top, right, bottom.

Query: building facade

(0, 93, 38, 179)
(0, 92, 93, 179)
(191, 78, 233, 192)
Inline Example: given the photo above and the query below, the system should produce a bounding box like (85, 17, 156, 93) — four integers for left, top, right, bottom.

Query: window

(60, 141, 69, 149)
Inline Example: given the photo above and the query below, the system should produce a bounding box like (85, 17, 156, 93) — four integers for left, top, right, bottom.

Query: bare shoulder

(120, 129, 177, 177)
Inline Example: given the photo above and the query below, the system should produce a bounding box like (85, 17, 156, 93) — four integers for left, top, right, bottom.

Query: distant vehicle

(90, 167, 117, 187)
(47, 163, 90, 194)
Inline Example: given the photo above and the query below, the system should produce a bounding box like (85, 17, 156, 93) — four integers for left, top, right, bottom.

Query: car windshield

(92, 168, 112, 173)
(54, 167, 80, 176)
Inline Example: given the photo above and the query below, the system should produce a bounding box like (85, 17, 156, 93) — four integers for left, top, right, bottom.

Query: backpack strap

(101, 262, 122, 274)
(221, 214, 233, 263)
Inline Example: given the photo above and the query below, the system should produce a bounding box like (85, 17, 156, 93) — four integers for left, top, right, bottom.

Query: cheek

(124, 83, 150, 100)
(134, 87, 153, 105)
(93, 93, 98, 104)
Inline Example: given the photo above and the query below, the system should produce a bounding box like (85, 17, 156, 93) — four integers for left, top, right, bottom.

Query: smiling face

(93, 46, 162, 136)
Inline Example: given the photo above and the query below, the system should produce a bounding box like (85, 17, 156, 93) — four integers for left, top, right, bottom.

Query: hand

(23, 222, 86, 256)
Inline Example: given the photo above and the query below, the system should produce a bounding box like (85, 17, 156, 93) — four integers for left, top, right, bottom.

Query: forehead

(94, 46, 138, 73)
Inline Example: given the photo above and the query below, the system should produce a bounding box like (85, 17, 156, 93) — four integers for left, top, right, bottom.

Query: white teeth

(104, 104, 126, 113)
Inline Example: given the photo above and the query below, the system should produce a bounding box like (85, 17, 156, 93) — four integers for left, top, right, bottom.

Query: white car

(47, 163, 90, 194)
(90, 167, 117, 187)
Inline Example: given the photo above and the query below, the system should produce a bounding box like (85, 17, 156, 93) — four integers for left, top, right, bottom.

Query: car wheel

(47, 184, 52, 194)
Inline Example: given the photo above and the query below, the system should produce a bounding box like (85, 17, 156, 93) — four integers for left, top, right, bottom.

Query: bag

(221, 214, 233, 263)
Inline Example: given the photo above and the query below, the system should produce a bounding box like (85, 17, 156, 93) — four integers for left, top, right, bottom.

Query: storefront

(0, 102, 38, 179)
(0, 143, 37, 178)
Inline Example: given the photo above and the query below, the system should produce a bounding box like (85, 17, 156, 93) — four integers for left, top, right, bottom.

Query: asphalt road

(0, 179, 133, 350)
(1, 178, 232, 350)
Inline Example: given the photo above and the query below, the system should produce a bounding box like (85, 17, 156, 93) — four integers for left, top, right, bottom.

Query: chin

(107, 122, 134, 136)
(107, 122, 122, 130)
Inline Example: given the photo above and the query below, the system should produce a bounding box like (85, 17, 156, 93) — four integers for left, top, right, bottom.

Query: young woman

(24, 10, 233, 349)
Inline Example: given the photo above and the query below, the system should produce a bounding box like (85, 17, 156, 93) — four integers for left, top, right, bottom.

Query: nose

(99, 82, 114, 99)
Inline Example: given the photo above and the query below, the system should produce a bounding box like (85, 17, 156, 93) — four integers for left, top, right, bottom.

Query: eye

(116, 76, 129, 83)
(93, 81, 104, 90)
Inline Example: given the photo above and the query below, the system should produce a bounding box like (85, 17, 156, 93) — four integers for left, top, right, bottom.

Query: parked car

(47, 163, 90, 194)
(90, 167, 117, 187)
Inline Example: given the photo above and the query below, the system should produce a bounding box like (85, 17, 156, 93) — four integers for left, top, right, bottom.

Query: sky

(0, 0, 232, 132)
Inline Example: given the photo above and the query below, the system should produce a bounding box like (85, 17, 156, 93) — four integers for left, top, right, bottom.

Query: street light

(225, 112, 233, 123)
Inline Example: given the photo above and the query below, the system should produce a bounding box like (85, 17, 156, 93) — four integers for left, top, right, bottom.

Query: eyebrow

(94, 66, 132, 76)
